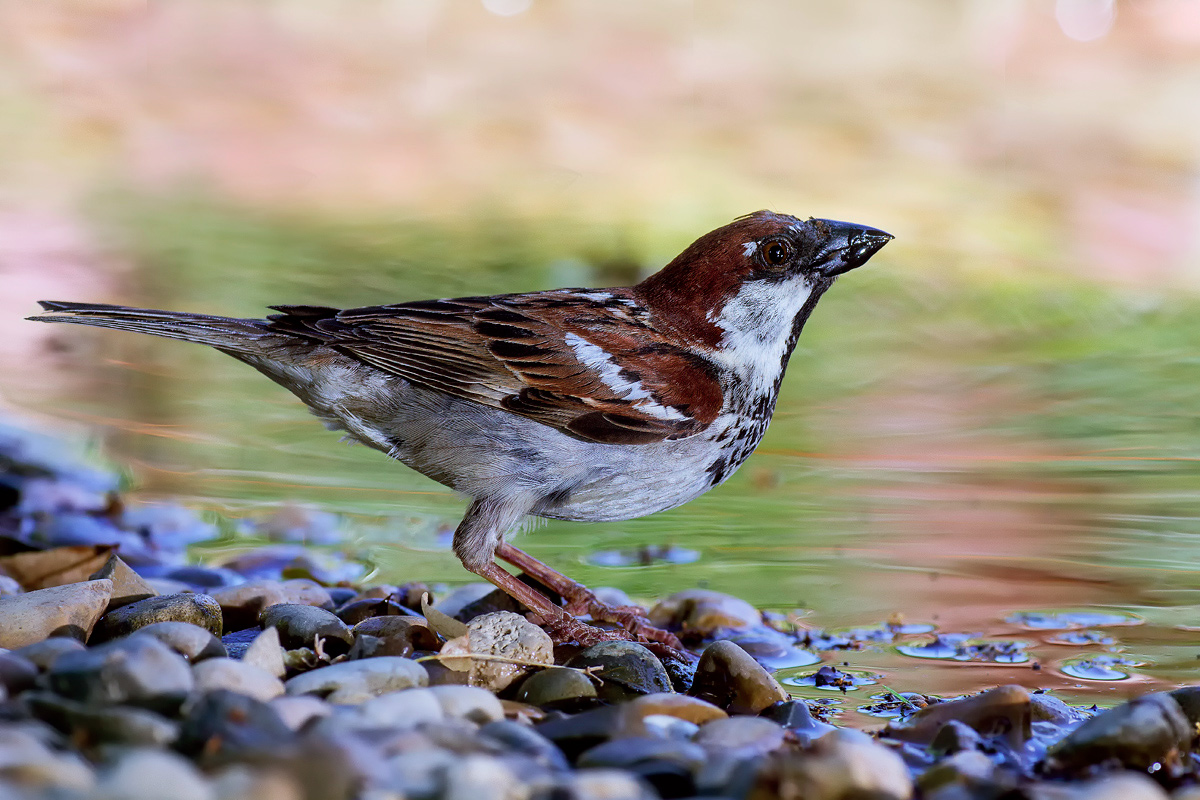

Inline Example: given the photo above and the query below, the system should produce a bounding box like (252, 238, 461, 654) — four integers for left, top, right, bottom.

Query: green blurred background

(2, 1, 1199, 701)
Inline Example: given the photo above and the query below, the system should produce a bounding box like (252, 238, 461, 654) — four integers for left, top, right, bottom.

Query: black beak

(812, 219, 893, 277)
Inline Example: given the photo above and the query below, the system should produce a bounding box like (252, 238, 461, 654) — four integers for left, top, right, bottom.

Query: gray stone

(884, 685, 1032, 748)
(132, 621, 227, 662)
(566, 769, 657, 800)
(88, 554, 158, 609)
(439, 610, 554, 692)
(749, 729, 913, 800)
(0, 651, 38, 694)
(278, 578, 333, 610)
(0, 724, 96, 792)
(211, 581, 289, 631)
(259, 603, 354, 654)
(242, 626, 286, 678)
(689, 640, 788, 714)
(14, 636, 86, 670)
(209, 764, 304, 800)
(177, 690, 296, 764)
(193, 658, 285, 702)
(48, 635, 194, 711)
(0, 579, 112, 647)
(429, 685, 505, 724)
(284, 656, 428, 703)
(92, 593, 223, 642)
(760, 699, 837, 743)
(268, 695, 332, 731)
(25, 690, 179, 747)
(95, 747, 213, 800)
(694, 716, 786, 755)
(442, 754, 520, 800)
(479, 720, 571, 772)
(568, 641, 673, 703)
(1046, 692, 1191, 772)
(351, 687, 444, 729)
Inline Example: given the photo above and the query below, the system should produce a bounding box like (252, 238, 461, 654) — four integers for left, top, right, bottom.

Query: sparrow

(30, 211, 891, 652)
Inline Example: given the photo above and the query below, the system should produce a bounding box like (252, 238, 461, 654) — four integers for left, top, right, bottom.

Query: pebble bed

(2, 419, 1200, 800)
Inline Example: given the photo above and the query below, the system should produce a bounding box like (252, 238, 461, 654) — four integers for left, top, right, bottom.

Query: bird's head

(634, 211, 891, 380)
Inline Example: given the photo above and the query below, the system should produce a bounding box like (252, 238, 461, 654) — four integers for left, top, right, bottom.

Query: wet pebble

(259, 603, 354, 654)
(92, 593, 223, 642)
(193, 658, 285, 702)
(440, 610, 554, 692)
(517, 667, 599, 707)
(567, 641, 673, 703)
(284, 656, 428, 703)
(0, 578, 112, 647)
(882, 684, 1032, 748)
(1045, 692, 1191, 773)
(131, 621, 227, 662)
(648, 588, 761, 634)
(689, 639, 788, 714)
(48, 635, 194, 712)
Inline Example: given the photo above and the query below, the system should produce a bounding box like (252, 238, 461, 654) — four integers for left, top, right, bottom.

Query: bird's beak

(812, 219, 893, 277)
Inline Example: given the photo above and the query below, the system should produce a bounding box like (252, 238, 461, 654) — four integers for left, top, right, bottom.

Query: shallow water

(9, 205, 1200, 723)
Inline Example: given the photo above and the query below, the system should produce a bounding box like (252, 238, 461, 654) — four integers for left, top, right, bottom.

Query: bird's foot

(580, 601, 684, 652)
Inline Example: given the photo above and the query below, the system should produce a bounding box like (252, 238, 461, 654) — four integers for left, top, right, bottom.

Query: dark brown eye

(763, 240, 791, 267)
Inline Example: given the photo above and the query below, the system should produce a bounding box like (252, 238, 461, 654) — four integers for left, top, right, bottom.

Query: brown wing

(264, 291, 723, 445)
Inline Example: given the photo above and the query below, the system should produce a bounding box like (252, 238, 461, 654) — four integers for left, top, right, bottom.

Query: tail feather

(29, 301, 269, 352)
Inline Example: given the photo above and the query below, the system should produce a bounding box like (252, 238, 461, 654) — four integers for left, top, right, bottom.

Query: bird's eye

(763, 240, 792, 268)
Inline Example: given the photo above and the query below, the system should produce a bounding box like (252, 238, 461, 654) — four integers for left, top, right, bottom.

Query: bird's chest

(700, 387, 778, 489)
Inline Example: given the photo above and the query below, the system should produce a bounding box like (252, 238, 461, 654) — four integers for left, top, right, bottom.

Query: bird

(29, 211, 891, 653)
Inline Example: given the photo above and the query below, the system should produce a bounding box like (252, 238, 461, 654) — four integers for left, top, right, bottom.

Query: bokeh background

(2, 0, 1200, 702)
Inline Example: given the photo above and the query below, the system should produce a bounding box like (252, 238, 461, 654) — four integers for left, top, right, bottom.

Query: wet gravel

(3, 419, 1200, 800)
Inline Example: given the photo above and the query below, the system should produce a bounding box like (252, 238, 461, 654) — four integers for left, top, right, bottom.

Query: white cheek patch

(564, 332, 686, 421)
(709, 275, 814, 390)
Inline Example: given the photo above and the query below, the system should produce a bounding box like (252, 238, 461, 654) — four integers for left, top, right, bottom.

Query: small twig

(879, 684, 919, 711)
(416, 652, 605, 683)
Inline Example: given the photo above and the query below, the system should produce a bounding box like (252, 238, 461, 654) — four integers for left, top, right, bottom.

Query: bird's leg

(475, 562, 623, 647)
(495, 541, 684, 651)
(455, 498, 622, 647)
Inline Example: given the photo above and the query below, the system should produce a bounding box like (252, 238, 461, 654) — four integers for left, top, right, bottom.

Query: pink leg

(494, 542, 685, 651)
(475, 562, 624, 646)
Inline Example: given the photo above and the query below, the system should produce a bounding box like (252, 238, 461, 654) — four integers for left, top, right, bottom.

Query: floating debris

(1059, 654, 1142, 681)
(1006, 610, 1142, 631)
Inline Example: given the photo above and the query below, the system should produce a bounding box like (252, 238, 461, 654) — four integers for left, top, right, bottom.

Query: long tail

(28, 301, 270, 353)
